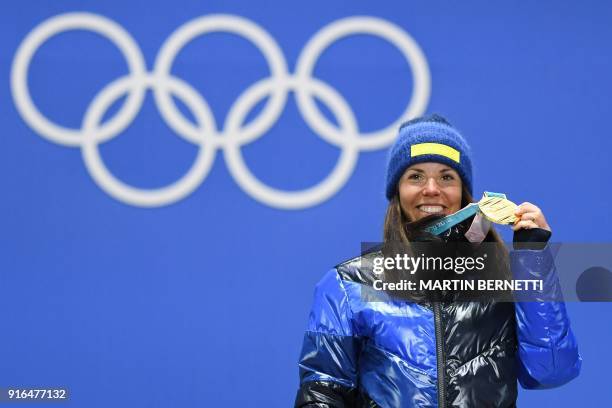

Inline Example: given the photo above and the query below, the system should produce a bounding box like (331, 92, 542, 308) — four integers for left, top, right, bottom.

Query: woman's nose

(422, 177, 441, 196)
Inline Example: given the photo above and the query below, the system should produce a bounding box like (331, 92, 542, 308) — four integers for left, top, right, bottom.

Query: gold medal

(478, 195, 518, 224)
(424, 191, 520, 235)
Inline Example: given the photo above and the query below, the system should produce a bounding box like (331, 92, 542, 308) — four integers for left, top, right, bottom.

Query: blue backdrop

(1, 1, 610, 406)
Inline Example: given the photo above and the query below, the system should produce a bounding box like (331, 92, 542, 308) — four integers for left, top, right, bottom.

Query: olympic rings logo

(11, 12, 430, 209)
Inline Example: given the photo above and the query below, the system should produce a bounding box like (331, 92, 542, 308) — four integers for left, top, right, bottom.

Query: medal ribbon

(424, 192, 515, 236)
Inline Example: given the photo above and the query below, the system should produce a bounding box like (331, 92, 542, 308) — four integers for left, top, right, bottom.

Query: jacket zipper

(433, 300, 446, 408)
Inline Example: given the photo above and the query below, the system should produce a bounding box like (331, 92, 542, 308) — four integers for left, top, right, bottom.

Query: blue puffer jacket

(294, 245, 581, 407)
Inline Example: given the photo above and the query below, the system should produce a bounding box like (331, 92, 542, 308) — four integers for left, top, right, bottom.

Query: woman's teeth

(419, 205, 444, 214)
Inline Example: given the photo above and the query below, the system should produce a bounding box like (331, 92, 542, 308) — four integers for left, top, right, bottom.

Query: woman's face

(398, 162, 463, 221)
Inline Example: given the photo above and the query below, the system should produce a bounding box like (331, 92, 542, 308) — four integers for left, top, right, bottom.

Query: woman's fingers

(513, 202, 552, 232)
(514, 202, 539, 216)
(512, 219, 539, 231)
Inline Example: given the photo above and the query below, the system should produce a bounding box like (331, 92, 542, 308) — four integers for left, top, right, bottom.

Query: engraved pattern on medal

(478, 197, 518, 224)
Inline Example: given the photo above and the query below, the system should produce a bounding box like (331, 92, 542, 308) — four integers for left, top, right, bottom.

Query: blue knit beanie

(385, 114, 473, 200)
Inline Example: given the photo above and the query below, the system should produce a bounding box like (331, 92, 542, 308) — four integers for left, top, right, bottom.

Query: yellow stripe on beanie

(410, 143, 460, 163)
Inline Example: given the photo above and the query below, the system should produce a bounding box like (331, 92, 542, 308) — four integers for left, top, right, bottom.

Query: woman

(294, 114, 581, 407)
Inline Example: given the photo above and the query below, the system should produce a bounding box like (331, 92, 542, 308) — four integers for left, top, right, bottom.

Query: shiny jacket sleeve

(294, 269, 360, 407)
(510, 246, 582, 389)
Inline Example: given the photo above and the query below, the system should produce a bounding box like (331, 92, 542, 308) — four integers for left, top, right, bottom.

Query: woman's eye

(408, 173, 422, 180)
(442, 174, 454, 181)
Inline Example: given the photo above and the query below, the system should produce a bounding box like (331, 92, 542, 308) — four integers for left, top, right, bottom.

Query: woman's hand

(512, 202, 552, 232)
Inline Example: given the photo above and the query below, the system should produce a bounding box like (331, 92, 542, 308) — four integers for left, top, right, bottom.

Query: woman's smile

(416, 204, 447, 215)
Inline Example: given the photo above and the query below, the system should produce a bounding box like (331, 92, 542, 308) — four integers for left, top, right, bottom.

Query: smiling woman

(294, 114, 581, 407)
(398, 163, 463, 220)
